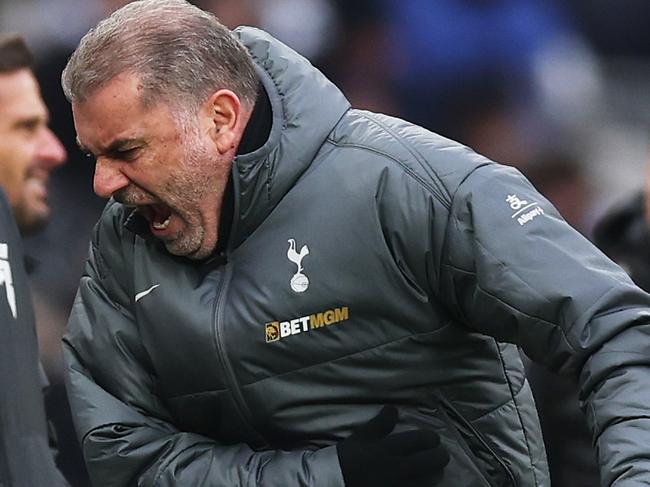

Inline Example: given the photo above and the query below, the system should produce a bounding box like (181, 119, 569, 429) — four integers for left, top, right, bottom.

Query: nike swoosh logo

(134, 284, 160, 302)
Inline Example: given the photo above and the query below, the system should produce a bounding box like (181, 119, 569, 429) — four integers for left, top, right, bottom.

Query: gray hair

(62, 0, 258, 112)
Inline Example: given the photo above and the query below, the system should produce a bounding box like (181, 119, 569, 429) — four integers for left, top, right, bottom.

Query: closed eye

(110, 147, 140, 162)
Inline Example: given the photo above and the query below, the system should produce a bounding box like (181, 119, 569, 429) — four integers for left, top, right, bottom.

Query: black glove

(337, 405, 449, 487)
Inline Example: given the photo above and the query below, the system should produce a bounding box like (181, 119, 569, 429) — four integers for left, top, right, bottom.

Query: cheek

(0, 169, 27, 207)
(0, 141, 31, 187)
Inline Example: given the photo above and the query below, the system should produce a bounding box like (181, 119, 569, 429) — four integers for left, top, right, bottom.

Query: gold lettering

(324, 310, 335, 325)
(334, 307, 349, 322)
(310, 313, 326, 328)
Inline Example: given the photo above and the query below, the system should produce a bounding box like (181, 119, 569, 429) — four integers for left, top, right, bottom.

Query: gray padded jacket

(63, 27, 650, 487)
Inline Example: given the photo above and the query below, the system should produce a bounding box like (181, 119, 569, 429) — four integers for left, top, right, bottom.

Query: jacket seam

(564, 286, 635, 339)
(151, 440, 217, 486)
(324, 140, 450, 211)
(495, 342, 539, 486)
(241, 327, 448, 387)
(473, 234, 582, 356)
(164, 387, 228, 400)
(359, 112, 454, 203)
(84, 276, 134, 317)
(441, 262, 569, 333)
(465, 376, 525, 424)
(437, 163, 494, 299)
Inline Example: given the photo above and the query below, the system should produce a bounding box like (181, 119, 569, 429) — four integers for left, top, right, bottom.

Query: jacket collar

(229, 26, 350, 249)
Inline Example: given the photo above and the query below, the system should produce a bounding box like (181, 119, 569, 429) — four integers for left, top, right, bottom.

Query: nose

(93, 158, 130, 198)
(36, 128, 67, 169)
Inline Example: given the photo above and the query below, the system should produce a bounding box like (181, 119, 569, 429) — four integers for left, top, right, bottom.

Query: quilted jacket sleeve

(436, 162, 650, 486)
(62, 205, 343, 487)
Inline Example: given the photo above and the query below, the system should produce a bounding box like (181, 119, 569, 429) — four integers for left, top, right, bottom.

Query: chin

(17, 217, 49, 236)
(164, 240, 210, 260)
(184, 246, 214, 261)
(15, 209, 49, 236)
(166, 228, 216, 260)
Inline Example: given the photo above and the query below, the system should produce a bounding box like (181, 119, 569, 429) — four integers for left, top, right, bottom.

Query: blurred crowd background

(2, 0, 650, 485)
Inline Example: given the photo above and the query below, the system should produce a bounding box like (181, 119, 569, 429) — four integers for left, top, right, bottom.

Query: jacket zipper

(211, 166, 271, 450)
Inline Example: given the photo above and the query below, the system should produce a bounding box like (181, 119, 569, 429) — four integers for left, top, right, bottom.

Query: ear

(204, 89, 242, 154)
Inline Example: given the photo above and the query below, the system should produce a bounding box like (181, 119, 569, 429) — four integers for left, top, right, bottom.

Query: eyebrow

(76, 137, 145, 156)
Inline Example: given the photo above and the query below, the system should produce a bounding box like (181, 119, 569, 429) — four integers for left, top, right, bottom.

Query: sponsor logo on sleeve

(506, 194, 545, 226)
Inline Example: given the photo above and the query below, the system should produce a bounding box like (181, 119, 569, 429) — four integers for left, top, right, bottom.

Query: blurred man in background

(0, 33, 68, 486)
(593, 163, 650, 291)
(0, 35, 66, 235)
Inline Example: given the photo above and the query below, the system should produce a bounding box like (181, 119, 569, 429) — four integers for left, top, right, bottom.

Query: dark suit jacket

(0, 190, 65, 487)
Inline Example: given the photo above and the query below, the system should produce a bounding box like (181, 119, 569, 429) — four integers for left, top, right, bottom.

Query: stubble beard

(115, 128, 224, 260)
(162, 136, 219, 260)
(13, 202, 48, 235)
(13, 169, 50, 235)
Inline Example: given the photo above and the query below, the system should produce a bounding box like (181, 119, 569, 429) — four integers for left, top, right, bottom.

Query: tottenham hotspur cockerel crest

(287, 239, 309, 293)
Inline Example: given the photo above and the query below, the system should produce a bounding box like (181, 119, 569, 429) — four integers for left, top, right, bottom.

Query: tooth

(152, 217, 170, 230)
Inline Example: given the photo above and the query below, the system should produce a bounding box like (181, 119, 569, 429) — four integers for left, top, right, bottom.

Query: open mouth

(140, 203, 173, 232)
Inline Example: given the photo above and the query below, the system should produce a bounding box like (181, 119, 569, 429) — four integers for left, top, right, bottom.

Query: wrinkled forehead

(72, 73, 146, 130)
(77, 71, 146, 105)
(72, 73, 184, 152)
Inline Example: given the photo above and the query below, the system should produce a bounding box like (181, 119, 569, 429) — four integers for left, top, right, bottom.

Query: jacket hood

(230, 27, 351, 248)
